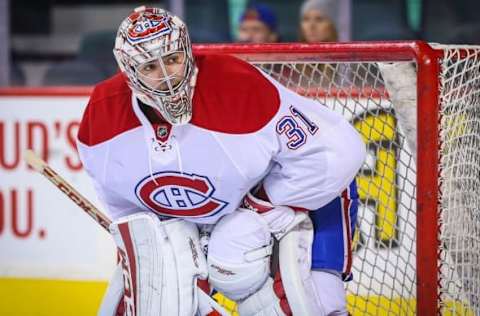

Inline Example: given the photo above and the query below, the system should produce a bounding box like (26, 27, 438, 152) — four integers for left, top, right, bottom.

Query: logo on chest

(135, 171, 228, 218)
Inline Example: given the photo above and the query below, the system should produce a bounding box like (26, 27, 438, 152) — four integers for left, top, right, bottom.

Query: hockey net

(193, 41, 480, 315)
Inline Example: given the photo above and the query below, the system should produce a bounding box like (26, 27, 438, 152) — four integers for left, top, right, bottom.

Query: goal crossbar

(192, 41, 480, 315)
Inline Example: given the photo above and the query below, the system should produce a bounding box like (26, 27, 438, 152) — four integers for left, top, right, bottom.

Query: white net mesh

(256, 60, 418, 315)
(202, 43, 480, 315)
(438, 46, 480, 315)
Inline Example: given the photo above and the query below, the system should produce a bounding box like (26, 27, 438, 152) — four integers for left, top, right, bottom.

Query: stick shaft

(24, 150, 111, 231)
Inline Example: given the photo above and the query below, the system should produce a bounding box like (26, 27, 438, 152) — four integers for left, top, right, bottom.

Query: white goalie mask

(114, 6, 196, 125)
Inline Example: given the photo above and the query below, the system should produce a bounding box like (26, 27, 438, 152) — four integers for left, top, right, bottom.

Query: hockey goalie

(76, 6, 366, 316)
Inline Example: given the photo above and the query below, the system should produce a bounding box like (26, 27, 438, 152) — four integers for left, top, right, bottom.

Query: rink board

(0, 278, 473, 316)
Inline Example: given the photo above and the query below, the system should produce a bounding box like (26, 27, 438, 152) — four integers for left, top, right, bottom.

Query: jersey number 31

(276, 106, 319, 150)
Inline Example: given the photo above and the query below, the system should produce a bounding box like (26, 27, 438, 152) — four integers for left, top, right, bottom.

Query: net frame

(192, 41, 449, 315)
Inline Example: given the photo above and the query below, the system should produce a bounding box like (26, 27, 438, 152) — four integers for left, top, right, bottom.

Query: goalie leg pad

(237, 276, 289, 316)
(278, 212, 324, 315)
(238, 213, 329, 316)
(98, 263, 124, 316)
(109, 212, 208, 316)
(311, 270, 348, 315)
(207, 209, 273, 301)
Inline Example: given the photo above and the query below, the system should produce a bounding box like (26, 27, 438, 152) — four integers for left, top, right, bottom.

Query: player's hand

(243, 191, 308, 240)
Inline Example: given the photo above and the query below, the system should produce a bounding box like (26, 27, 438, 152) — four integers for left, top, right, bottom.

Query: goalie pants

(310, 180, 358, 279)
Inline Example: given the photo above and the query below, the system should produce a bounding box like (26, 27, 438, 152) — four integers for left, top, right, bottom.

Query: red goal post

(192, 41, 480, 315)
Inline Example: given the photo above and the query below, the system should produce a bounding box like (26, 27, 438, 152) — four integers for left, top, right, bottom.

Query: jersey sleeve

(260, 74, 366, 210)
(77, 88, 141, 220)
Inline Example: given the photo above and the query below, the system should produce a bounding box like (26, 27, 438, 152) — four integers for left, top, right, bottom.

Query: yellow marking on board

(0, 277, 107, 316)
(355, 113, 397, 243)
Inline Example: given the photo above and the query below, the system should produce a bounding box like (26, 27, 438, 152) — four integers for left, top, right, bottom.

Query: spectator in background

(299, 0, 338, 43)
(291, 0, 346, 88)
(237, 3, 279, 43)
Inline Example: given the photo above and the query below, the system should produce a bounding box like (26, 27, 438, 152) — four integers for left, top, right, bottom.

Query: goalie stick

(24, 149, 112, 230)
(24, 150, 229, 316)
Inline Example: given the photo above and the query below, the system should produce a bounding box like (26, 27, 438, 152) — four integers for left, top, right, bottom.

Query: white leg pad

(237, 277, 286, 316)
(311, 270, 348, 316)
(238, 213, 332, 316)
(109, 212, 208, 316)
(98, 263, 124, 316)
(278, 212, 324, 315)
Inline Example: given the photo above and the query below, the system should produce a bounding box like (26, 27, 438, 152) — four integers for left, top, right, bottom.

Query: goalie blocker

(99, 212, 229, 316)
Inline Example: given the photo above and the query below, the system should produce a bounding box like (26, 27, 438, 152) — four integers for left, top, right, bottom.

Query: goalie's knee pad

(109, 212, 208, 316)
(207, 209, 273, 301)
(238, 213, 333, 316)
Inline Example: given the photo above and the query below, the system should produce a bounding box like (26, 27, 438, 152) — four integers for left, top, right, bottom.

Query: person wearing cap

(237, 3, 279, 43)
(299, 0, 338, 43)
(293, 0, 344, 89)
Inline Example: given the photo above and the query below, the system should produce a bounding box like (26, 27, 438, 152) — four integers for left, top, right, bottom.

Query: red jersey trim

(191, 54, 280, 134)
(77, 73, 142, 146)
(78, 55, 281, 146)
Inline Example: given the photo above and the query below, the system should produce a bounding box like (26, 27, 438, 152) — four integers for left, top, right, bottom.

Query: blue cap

(240, 4, 277, 32)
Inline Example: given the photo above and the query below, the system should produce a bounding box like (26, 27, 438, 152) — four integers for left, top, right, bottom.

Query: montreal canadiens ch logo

(127, 14, 171, 44)
(135, 171, 228, 218)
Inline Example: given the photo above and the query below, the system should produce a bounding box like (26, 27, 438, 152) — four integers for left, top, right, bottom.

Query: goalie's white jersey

(77, 54, 365, 224)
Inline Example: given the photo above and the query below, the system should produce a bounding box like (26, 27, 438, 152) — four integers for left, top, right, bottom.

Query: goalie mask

(114, 6, 196, 125)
